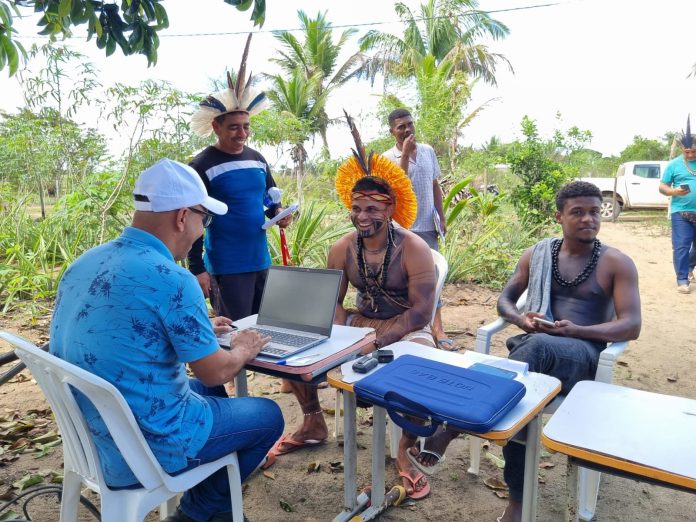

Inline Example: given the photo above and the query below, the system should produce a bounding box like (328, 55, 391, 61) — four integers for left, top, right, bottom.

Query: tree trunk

(37, 178, 46, 220)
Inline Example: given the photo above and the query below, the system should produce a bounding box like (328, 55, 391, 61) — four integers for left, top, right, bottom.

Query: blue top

(188, 146, 280, 275)
(50, 227, 219, 486)
(661, 155, 696, 213)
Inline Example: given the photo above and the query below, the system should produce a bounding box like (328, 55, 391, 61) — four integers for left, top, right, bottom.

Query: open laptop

(231, 266, 343, 358)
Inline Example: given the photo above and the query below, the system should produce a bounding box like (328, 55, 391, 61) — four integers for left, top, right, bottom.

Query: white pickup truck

(579, 160, 670, 220)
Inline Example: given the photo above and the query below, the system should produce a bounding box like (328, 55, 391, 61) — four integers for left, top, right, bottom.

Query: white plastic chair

(335, 249, 449, 459)
(466, 291, 628, 522)
(0, 331, 244, 522)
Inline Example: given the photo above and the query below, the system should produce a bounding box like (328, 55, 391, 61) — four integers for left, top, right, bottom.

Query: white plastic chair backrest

(431, 249, 448, 322)
(0, 331, 165, 490)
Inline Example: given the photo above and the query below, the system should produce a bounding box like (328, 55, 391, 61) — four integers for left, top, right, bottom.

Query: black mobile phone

(352, 355, 378, 373)
(376, 349, 394, 364)
(680, 184, 691, 193)
(469, 362, 517, 379)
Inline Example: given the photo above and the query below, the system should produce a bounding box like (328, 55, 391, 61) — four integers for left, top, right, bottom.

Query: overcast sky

(2, 0, 695, 162)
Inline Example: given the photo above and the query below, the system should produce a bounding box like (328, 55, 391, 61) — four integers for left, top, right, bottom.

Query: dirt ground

(2, 220, 696, 521)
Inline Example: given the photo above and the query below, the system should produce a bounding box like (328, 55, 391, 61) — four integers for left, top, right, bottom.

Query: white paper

(261, 203, 299, 230)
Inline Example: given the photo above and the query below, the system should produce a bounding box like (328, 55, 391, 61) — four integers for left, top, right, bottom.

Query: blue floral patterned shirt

(50, 227, 219, 486)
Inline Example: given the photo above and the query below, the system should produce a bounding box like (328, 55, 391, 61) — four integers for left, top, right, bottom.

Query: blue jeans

(179, 380, 284, 521)
(670, 212, 696, 285)
(502, 334, 602, 502)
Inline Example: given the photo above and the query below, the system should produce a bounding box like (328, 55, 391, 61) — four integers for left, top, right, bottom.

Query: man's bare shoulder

(331, 231, 356, 250)
(328, 232, 356, 263)
(601, 244, 637, 272)
(400, 228, 433, 254)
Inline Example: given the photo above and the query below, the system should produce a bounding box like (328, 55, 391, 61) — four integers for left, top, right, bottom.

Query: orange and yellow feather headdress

(335, 111, 417, 229)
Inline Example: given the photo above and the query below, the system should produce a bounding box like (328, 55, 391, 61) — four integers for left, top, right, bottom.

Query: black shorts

(210, 269, 268, 320)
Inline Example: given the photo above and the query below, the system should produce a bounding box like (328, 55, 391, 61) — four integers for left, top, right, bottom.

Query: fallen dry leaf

(494, 490, 509, 499)
(0, 486, 14, 500)
(484, 477, 507, 490)
(263, 471, 275, 480)
(306, 460, 321, 473)
(667, 374, 678, 383)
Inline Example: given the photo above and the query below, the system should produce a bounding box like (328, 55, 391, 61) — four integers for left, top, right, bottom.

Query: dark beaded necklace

(551, 238, 602, 288)
(357, 224, 394, 312)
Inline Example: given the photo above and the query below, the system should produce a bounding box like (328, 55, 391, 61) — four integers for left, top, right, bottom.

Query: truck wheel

(600, 197, 621, 220)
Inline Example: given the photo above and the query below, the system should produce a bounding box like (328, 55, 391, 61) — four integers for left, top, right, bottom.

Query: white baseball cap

(133, 158, 227, 215)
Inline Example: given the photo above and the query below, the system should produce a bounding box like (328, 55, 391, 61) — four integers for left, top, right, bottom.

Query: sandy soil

(1, 220, 696, 521)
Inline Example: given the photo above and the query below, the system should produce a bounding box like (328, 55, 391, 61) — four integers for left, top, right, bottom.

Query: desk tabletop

(229, 315, 374, 380)
(327, 341, 560, 440)
(542, 381, 696, 490)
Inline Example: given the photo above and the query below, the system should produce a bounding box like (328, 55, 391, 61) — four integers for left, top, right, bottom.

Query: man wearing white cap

(50, 158, 284, 522)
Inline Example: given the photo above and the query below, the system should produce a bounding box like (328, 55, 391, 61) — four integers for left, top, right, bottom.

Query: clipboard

(262, 203, 299, 230)
(432, 210, 445, 242)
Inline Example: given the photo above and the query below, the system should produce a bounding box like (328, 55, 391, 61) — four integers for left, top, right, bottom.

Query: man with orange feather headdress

(262, 113, 437, 500)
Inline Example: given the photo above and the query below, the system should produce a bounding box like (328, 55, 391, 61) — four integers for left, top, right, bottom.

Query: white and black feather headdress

(679, 115, 696, 150)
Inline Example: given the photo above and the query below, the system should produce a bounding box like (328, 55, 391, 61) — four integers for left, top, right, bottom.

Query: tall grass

(266, 200, 353, 267)
(0, 164, 544, 319)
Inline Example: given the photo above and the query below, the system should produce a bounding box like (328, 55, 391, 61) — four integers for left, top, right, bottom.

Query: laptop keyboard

(250, 328, 317, 348)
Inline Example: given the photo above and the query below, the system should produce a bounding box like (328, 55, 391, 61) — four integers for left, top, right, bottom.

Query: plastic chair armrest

(595, 340, 628, 383)
(473, 317, 510, 354)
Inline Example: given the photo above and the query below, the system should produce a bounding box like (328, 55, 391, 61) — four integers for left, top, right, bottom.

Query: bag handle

(384, 391, 439, 437)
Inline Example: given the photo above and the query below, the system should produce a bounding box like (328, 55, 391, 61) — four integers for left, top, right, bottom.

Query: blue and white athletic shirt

(188, 146, 280, 275)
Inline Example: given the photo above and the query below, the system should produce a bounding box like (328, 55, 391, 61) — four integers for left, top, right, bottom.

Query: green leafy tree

(0, 0, 267, 75)
(508, 116, 571, 226)
(358, 0, 511, 86)
(270, 10, 364, 153)
(618, 135, 670, 162)
(0, 108, 106, 209)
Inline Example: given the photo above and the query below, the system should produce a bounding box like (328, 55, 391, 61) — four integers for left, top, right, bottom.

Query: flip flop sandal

(407, 439, 446, 476)
(436, 339, 459, 352)
(261, 434, 326, 469)
(395, 464, 430, 500)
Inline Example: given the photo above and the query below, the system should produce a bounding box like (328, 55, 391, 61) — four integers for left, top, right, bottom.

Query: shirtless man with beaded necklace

(262, 116, 437, 500)
(409, 181, 642, 521)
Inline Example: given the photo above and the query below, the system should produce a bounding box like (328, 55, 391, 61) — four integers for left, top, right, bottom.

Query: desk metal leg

(521, 413, 541, 522)
(344, 391, 358, 511)
(372, 406, 387, 507)
(333, 392, 371, 522)
(566, 458, 579, 522)
(234, 371, 248, 398)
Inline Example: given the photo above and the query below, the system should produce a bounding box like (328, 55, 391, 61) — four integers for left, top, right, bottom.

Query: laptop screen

(256, 266, 343, 335)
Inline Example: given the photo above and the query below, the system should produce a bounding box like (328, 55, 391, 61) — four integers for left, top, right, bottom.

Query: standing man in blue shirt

(188, 36, 292, 322)
(50, 158, 284, 522)
(660, 116, 696, 294)
(383, 108, 452, 349)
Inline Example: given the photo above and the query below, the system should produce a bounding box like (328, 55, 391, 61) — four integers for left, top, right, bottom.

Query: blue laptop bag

(353, 354, 526, 435)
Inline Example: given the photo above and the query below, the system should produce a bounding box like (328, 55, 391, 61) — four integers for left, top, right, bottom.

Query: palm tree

(270, 10, 365, 152)
(265, 69, 329, 196)
(358, 0, 511, 86)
